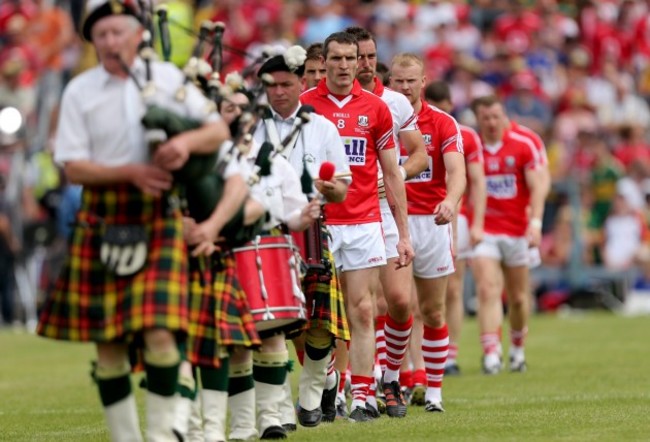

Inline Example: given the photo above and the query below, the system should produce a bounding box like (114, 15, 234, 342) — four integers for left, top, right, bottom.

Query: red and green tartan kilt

(301, 224, 350, 341)
(37, 184, 188, 343)
(186, 254, 261, 367)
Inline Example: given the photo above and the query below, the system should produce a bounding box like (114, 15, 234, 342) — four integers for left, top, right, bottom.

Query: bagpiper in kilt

(251, 48, 352, 429)
(36, 2, 231, 440)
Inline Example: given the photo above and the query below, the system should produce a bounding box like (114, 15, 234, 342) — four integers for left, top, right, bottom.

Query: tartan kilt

(301, 223, 350, 341)
(37, 184, 188, 343)
(186, 254, 261, 367)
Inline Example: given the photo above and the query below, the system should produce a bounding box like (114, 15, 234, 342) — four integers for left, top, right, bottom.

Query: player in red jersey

(424, 81, 487, 378)
(470, 95, 545, 374)
(344, 26, 428, 418)
(301, 32, 414, 423)
(389, 54, 466, 412)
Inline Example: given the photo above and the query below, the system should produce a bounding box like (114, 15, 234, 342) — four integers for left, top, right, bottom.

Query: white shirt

(252, 105, 351, 194)
(246, 140, 308, 231)
(54, 57, 220, 166)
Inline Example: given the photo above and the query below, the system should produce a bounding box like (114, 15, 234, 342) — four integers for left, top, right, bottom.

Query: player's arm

(398, 129, 428, 178)
(379, 148, 414, 267)
(525, 166, 545, 247)
(468, 161, 486, 245)
(434, 152, 466, 225)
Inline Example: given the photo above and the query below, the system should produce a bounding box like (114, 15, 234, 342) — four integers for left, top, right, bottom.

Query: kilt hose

(186, 253, 261, 368)
(301, 223, 350, 341)
(37, 184, 188, 343)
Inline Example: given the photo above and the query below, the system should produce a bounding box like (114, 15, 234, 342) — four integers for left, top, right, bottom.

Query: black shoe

(321, 370, 339, 422)
(444, 362, 461, 376)
(282, 423, 297, 432)
(365, 403, 380, 419)
(382, 379, 407, 418)
(348, 405, 373, 423)
(424, 400, 445, 413)
(297, 405, 323, 427)
(260, 425, 287, 439)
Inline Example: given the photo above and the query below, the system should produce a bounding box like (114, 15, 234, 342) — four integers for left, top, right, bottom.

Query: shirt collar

(98, 56, 146, 86)
(372, 77, 384, 96)
(270, 105, 300, 123)
(316, 78, 363, 97)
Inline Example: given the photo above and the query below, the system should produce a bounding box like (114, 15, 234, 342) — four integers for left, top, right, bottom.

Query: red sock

(375, 315, 387, 373)
(510, 327, 528, 348)
(448, 343, 459, 361)
(480, 332, 500, 355)
(384, 315, 413, 376)
(338, 368, 347, 394)
(400, 369, 413, 389)
(413, 368, 426, 386)
(350, 375, 373, 408)
(296, 350, 305, 366)
(422, 324, 449, 389)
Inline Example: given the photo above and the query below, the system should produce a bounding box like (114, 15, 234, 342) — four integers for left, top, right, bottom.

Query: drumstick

(314, 161, 352, 180)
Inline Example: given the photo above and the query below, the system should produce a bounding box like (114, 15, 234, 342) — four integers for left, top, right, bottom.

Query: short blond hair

(391, 53, 424, 73)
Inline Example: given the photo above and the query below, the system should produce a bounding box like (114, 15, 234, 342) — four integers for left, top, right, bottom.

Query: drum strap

(263, 117, 302, 160)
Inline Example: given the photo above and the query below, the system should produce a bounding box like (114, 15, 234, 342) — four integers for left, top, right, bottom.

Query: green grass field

(1, 312, 649, 441)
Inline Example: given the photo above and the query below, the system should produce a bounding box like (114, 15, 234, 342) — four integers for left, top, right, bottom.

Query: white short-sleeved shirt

(252, 106, 351, 194)
(54, 57, 220, 166)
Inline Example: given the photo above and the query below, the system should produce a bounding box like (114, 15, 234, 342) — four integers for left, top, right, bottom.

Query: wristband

(399, 166, 407, 181)
(529, 218, 542, 229)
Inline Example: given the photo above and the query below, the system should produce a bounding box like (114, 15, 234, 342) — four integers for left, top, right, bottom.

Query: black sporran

(100, 224, 149, 277)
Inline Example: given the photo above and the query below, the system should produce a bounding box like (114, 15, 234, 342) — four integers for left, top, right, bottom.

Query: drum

(233, 235, 306, 334)
(290, 218, 328, 275)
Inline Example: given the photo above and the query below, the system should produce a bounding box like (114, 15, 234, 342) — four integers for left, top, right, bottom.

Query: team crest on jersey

(357, 115, 369, 127)
(487, 158, 500, 172)
(423, 134, 432, 145)
(505, 156, 516, 168)
(343, 137, 367, 165)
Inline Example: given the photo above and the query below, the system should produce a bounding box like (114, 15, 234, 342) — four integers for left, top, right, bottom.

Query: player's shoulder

(507, 130, 537, 150)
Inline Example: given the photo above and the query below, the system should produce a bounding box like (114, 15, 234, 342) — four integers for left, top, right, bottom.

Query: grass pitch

(1, 312, 649, 441)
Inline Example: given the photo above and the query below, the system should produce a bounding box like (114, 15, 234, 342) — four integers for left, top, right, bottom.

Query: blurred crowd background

(2, 0, 650, 329)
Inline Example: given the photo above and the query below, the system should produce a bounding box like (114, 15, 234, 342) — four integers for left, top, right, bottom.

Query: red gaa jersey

(459, 124, 484, 217)
(301, 79, 395, 224)
(400, 101, 463, 215)
(482, 130, 539, 236)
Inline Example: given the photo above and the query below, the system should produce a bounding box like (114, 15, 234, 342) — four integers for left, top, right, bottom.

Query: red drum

(233, 235, 306, 334)
(290, 218, 327, 274)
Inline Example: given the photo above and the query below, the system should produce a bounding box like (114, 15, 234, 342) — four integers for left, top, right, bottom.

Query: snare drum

(233, 235, 306, 335)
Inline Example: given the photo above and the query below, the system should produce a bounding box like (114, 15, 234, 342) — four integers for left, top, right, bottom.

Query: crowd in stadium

(1, 0, 650, 321)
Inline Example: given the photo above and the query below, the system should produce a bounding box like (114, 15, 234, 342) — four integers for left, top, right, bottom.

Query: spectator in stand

(299, 0, 356, 45)
(598, 77, 650, 132)
(614, 125, 650, 171)
(553, 87, 599, 155)
(447, 54, 494, 116)
(588, 136, 624, 232)
(493, 0, 542, 55)
(540, 204, 574, 268)
(602, 186, 648, 271)
(504, 69, 552, 135)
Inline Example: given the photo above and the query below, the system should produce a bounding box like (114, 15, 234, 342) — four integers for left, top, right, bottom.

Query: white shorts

(380, 198, 399, 260)
(328, 222, 387, 272)
(528, 247, 541, 269)
(455, 213, 472, 260)
(409, 215, 455, 279)
(472, 233, 529, 267)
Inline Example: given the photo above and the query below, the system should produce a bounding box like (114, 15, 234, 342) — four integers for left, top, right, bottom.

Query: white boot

(104, 394, 143, 442)
(279, 376, 296, 427)
(172, 396, 192, 440)
(228, 388, 258, 440)
(298, 353, 328, 411)
(201, 389, 227, 442)
(185, 395, 204, 442)
(146, 392, 178, 442)
(255, 380, 285, 434)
